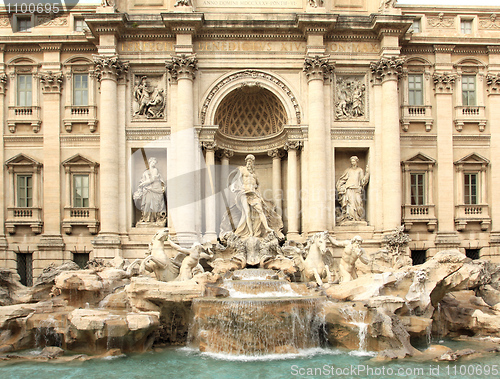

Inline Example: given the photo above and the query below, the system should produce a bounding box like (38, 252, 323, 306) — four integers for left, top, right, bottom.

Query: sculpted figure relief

(133, 157, 167, 226)
(220, 154, 284, 240)
(133, 76, 165, 119)
(330, 235, 370, 283)
(336, 156, 369, 223)
(335, 78, 366, 120)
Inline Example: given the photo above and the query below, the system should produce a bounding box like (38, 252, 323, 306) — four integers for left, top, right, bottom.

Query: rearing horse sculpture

(292, 231, 333, 286)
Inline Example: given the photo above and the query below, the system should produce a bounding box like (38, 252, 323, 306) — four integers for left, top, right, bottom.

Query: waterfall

(340, 307, 368, 352)
(188, 269, 326, 356)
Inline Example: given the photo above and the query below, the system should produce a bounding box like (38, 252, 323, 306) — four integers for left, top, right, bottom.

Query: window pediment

(6, 153, 41, 169)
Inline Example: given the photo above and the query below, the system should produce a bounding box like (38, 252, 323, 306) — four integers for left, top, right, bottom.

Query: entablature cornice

(83, 13, 127, 37)
(161, 12, 204, 35)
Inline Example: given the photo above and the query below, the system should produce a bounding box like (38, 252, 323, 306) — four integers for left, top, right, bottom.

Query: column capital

(370, 56, 404, 83)
(268, 148, 285, 159)
(201, 141, 217, 151)
(93, 55, 129, 82)
(0, 72, 7, 95)
(487, 72, 500, 94)
(303, 55, 333, 82)
(433, 72, 456, 94)
(284, 141, 303, 151)
(39, 71, 63, 94)
(166, 54, 198, 81)
(216, 149, 233, 160)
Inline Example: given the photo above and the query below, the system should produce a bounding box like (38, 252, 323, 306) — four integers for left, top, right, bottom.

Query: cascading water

(339, 307, 368, 352)
(188, 269, 326, 356)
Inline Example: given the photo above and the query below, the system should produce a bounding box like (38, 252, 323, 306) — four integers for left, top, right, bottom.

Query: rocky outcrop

(30, 262, 80, 303)
(0, 269, 29, 306)
(53, 268, 130, 307)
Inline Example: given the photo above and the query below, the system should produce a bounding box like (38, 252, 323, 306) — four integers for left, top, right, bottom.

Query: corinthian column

(285, 141, 302, 239)
(203, 142, 217, 242)
(268, 149, 284, 216)
(487, 72, 500, 248)
(166, 55, 198, 246)
(0, 73, 8, 260)
(370, 57, 404, 231)
(92, 56, 128, 258)
(303, 56, 333, 234)
(433, 72, 459, 248)
(37, 71, 65, 263)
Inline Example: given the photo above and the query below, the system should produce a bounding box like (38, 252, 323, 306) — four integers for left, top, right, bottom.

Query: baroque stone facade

(1, 0, 500, 282)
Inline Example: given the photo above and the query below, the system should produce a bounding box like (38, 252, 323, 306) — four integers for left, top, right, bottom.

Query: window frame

(460, 19, 473, 35)
(73, 173, 90, 208)
(16, 73, 33, 107)
(72, 73, 89, 106)
(464, 172, 478, 205)
(462, 74, 476, 106)
(16, 174, 33, 208)
(14, 15, 33, 33)
(408, 73, 424, 106)
(411, 18, 421, 33)
(410, 172, 426, 206)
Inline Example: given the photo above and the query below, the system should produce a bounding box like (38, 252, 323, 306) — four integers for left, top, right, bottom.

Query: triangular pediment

(62, 154, 98, 167)
(5, 153, 41, 167)
(455, 153, 489, 165)
(403, 153, 436, 164)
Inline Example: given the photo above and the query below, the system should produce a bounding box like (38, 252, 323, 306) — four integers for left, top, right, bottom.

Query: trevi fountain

(2, 155, 500, 378)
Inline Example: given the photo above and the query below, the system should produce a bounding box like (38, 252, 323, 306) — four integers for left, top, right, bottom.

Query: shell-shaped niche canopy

(215, 84, 287, 139)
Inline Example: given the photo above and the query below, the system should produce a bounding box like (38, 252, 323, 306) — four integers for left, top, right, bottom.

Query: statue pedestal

(333, 222, 375, 241)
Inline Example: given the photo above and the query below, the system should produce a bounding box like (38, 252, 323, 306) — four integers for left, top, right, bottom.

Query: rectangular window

(17, 74, 32, 107)
(411, 19, 421, 33)
(17, 175, 33, 208)
(73, 253, 90, 269)
(73, 174, 89, 207)
(408, 74, 423, 106)
(17, 253, 33, 287)
(461, 20, 472, 34)
(74, 19, 87, 32)
(73, 74, 89, 106)
(17, 17, 31, 32)
(410, 173, 425, 206)
(411, 250, 426, 265)
(462, 75, 476, 106)
(464, 173, 478, 205)
(465, 249, 480, 260)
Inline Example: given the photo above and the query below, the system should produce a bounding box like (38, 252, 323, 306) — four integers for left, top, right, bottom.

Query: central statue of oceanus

(220, 154, 284, 240)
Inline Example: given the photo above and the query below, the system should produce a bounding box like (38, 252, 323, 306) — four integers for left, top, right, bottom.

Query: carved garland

(201, 70, 301, 125)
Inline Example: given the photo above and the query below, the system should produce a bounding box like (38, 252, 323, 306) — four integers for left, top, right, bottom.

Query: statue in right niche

(336, 156, 369, 223)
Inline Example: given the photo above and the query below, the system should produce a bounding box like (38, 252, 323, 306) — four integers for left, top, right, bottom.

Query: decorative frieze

(335, 76, 366, 120)
(39, 71, 63, 94)
(166, 54, 198, 81)
(370, 57, 404, 82)
(479, 14, 500, 29)
(303, 56, 333, 81)
(93, 55, 129, 81)
(486, 73, 500, 93)
(37, 15, 68, 27)
(433, 73, 456, 93)
(428, 13, 454, 28)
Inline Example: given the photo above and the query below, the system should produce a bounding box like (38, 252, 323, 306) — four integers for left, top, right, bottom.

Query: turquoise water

(1, 346, 499, 379)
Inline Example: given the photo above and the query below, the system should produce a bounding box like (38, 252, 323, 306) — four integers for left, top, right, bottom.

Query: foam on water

(178, 346, 341, 362)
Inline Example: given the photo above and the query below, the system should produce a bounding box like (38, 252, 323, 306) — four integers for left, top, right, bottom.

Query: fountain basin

(190, 296, 326, 355)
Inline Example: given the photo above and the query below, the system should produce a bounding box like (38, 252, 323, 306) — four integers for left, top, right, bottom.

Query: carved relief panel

(334, 75, 367, 121)
(131, 74, 166, 121)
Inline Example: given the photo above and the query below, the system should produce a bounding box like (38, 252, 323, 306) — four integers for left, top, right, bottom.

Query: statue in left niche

(133, 157, 167, 226)
(133, 76, 165, 119)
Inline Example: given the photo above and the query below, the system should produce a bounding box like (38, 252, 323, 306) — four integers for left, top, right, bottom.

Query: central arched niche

(214, 85, 287, 139)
